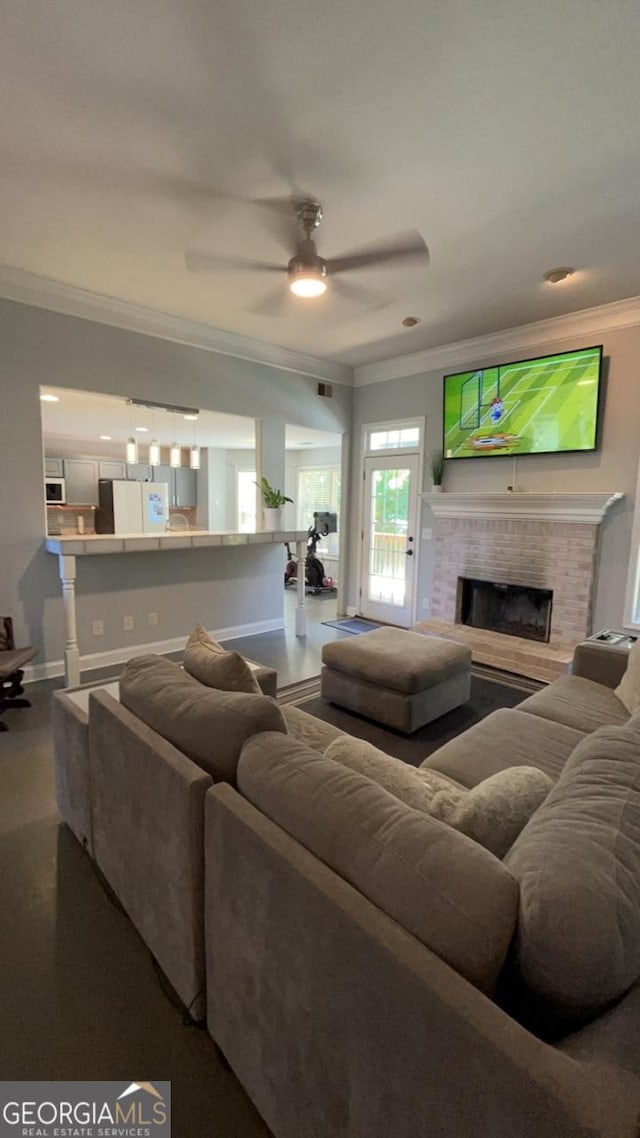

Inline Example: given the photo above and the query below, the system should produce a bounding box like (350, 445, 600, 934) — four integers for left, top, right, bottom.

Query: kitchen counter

(45, 529, 308, 555)
(46, 529, 310, 686)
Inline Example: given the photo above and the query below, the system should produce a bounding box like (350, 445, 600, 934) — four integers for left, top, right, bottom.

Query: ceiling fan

(185, 197, 430, 314)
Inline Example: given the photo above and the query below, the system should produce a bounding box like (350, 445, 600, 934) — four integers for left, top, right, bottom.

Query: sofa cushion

(326, 735, 550, 858)
(616, 640, 640, 715)
(504, 719, 640, 1029)
(322, 627, 471, 694)
(517, 674, 629, 733)
(183, 624, 261, 694)
(421, 707, 585, 787)
(237, 732, 518, 995)
(120, 655, 286, 783)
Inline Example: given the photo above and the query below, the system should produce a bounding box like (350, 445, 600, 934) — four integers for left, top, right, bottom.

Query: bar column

(295, 539, 307, 637)
(58, 553, 80, 687)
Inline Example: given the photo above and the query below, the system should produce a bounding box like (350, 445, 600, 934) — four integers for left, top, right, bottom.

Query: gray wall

(350, 325, 640, 632)
(1, 298, 352, 669)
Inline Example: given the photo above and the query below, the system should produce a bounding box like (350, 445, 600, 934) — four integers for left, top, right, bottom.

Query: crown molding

(353, 295, 640, 386)
(0, 263, 353, 386)
(422, 491, 624, 525)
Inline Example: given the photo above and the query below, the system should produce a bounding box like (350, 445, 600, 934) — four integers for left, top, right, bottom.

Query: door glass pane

(368, 467, 410, 606)
(368, 425, 421, 451)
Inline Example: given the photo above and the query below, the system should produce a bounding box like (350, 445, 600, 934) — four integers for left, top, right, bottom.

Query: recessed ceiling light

(543, 267, 575, 284)
(401, 316, 420, 327)
(135, 426, 149, 433)
(183, 414, 198, 421)
(99, 435, 112, 441)
(40, 393, 59, 402)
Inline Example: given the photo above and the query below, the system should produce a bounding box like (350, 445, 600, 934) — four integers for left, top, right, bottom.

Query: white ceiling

(40, 386, 341, 451)
(3, 0, 640, 367)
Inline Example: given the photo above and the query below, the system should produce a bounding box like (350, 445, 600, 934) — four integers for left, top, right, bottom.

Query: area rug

(280, 664, 541, 768)
(321, 618, 384, 635)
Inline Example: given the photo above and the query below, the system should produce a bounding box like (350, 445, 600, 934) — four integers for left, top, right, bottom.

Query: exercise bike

(284, 511, 338, 595)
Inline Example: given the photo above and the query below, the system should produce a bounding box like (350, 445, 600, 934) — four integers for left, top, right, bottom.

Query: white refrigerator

(97, 480, 169, 534)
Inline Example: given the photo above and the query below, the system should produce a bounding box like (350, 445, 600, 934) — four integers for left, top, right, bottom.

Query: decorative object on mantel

(256, 476, 294, 530)
(430, 449, 445, 493)
(421, 491, 624, 525)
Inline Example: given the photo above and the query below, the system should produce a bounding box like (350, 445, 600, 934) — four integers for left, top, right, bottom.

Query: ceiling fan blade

(250, 287, 291, 317)
(330, 278, 390, 311)
(185, 250, 284, 274)
(328, 230, 430, 275)
(248, 195, 302, 254)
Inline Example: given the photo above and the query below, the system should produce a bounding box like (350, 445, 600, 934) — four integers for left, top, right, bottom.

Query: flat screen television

(443, 345, 603, 459)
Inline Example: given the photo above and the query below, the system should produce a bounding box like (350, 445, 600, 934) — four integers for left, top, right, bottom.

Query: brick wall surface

(432, 517, 599, 643)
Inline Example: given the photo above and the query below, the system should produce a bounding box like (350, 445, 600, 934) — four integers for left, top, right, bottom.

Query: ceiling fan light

(149, 439, 161, 467)
(288, 258, 327, 298)
(126, 437, 138, 464)
(170, 442, 181, 468)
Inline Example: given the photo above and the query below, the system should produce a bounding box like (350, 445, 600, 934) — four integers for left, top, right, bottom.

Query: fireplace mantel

(422, 491, 624, 524)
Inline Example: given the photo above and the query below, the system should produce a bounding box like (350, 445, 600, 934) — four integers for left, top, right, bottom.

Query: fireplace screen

(458, 578, 553, 643)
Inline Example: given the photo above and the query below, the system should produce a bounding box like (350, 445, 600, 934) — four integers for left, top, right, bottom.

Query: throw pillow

(324, 736, 465, 815)
(324, 737, 551, 857)
(184, 624, 261, 694)
(440, 767, 553, 859)
(615, 639, 640, 715)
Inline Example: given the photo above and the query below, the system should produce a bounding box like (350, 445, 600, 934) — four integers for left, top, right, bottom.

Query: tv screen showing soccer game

(443, 345, 603, 459)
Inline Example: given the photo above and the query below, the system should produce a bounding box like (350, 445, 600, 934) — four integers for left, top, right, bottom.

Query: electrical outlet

(422, 528, 432, 541)
(422, 599, 431, 611)
(147, 612, 159, 627)
(92, 620, 104, 637)
(123, 615, 134, 632)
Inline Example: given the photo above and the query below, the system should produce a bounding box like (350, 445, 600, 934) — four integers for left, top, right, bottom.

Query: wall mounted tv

(443, 345, 603, 459)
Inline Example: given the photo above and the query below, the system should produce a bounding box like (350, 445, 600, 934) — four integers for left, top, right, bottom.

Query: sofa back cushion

(325, 735, 552, 858)
(183, 624, 261, 694)
(504, 719, 640, 1030)
(120, 655, 286, 783)
(238, 732, 519, 995)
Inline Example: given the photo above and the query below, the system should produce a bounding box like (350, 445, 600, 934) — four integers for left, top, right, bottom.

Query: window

(297, 467, 341, 556)
(367, 424, 421, 452)
(624, 458, 640, 629)
(237, 470, 256, 532)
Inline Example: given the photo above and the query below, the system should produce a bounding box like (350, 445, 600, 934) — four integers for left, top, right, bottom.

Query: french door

(360, 453, 420, 626)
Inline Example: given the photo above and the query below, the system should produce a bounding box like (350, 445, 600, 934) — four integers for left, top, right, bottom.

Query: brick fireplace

(417, 493, 623, 679)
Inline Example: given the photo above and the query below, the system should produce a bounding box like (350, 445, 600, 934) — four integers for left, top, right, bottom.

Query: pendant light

(189, 413, 200, 469)
(148, 408, 160, 466)
(170, 415, 181, 468)
(126, 400, 138, 464)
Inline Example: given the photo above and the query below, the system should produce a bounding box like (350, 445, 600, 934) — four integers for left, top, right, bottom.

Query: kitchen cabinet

(64, 458, 99, 506)
(99, 460, 127, 480)
(150, 465, 197, 508)
(45, 456, 64, 477)
(174, 467, 197, 508)
(127, 463, 151, 482)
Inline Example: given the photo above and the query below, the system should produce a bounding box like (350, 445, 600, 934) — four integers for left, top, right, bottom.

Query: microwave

(45, 477, 66, 504)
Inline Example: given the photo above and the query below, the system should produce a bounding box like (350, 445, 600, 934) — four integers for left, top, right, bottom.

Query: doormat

(321, 618, 385, 635)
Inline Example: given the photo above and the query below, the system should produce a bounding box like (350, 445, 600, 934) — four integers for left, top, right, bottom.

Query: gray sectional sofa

(52, 640, 640, 1137)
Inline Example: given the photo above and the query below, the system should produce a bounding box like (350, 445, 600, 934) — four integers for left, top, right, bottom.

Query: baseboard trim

(24, 618, 284, 683)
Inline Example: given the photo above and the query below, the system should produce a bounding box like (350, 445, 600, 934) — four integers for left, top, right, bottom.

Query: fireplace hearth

(457, 577, 553, 643)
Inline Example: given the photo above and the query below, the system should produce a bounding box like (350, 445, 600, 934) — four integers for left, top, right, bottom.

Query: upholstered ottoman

(321, 628, 472, 733)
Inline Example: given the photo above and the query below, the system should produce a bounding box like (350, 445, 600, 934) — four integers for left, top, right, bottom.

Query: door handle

(405, 549, 414, 556)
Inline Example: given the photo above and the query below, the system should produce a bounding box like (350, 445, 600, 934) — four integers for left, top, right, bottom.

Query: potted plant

(255, 476, 293, 530)
(430, 449, 445, 492)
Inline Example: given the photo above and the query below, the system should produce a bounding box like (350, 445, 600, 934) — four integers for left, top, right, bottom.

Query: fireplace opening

(457, 577, 553, 643)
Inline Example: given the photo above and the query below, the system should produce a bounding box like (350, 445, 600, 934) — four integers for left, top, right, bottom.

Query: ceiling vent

(317, 383, 333, 398)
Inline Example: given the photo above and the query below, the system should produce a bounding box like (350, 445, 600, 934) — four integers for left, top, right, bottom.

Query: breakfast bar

(45, 529, 309, 687)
